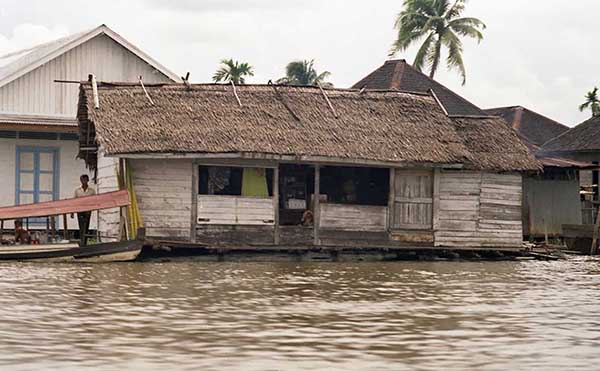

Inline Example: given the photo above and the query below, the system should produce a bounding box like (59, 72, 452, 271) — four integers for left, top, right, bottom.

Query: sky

(0, 0, 597, 126)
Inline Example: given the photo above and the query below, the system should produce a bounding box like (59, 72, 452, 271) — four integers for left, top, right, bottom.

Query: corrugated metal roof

(0, 24, 179, 88)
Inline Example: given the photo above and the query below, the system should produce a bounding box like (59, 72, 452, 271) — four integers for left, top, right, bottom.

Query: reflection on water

(1, 258, 600, 370)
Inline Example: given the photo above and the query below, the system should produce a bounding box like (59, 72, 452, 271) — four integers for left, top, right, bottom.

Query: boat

(0, 190, 144, 262)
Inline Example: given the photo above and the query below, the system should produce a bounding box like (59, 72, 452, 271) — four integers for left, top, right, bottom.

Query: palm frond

(412, 32, 436, 72)
(442, 30, 467, 85)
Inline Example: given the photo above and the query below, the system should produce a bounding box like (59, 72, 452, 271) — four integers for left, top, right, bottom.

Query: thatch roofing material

(78, 83, 539, 172)
(352, 60, 486, 116)
(451, 116, 541, 171)
(542, 116, 600, 152)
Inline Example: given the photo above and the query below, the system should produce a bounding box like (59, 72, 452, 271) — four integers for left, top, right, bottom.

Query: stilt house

(77, 83, 539, 252)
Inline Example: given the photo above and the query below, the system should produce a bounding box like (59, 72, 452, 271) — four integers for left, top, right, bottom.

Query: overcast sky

(0, 0, 597, 126)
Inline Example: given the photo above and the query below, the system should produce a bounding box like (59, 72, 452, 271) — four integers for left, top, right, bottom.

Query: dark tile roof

(484, 106, 570, 146)
(352, 59, 486, 116)
(542, 115, 600, 153)
(78, 83, 539, 172)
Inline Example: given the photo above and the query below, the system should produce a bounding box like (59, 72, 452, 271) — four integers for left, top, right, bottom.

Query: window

(320, 166, 389, 206)
(15, 147, 60, 224)
(199, 166, 274, 197)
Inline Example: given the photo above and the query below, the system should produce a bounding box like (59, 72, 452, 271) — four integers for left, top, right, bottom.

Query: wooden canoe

(0, 239, 143, 262)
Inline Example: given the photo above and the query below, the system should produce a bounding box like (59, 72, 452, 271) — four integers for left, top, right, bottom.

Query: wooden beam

(314, 165, 321, 246)
(118, 152, 465, 170)
(273, 166, 280, 245)
(388, 168, 396, 230)
(190, 160, 199, 243)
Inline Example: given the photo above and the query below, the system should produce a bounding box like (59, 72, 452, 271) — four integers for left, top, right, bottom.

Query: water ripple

(1, 258, 600, 370)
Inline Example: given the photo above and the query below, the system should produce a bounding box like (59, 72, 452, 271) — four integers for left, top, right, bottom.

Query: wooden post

(62, 214, 68, 241)
(314, 165, 321, 246)
(0, 220, 4, 242)
(591, 207, 600, 255)
(273, 166, 280, 245)
(51, 216, 56, 242)
(432, 168, 441, 231)
(190, 160, 199, 244)
(388, 168, 396, 231)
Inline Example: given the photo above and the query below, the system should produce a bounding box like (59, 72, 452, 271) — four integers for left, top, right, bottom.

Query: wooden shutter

(392, 170, 433, 230)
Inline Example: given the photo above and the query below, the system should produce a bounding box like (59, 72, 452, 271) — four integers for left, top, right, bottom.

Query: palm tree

(212, 59, 254, 84)
(277, 60, 333, 87)
(579, 87, 600, 117)
(389, 0, 486, 85)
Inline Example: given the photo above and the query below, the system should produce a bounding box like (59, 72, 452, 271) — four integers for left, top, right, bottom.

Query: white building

(0, 24, 178, 229)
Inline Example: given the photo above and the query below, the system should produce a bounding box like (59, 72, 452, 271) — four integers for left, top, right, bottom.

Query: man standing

(74, 174, 96, 246)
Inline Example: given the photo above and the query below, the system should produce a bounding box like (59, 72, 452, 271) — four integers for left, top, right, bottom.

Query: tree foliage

(390, 0, 486, 85)
(579, 87, 600, 117)
(277, 60, 333, 87)
(213, 59, 254, 84)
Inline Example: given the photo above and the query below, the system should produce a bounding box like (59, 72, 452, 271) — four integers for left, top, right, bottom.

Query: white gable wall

(0, 34, 173, 116)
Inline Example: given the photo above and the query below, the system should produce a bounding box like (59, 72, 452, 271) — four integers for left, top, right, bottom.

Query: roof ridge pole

(318, 83, 338, 118)
(230, 81, 242, 107)
(428, 88, 448, 116)
(138, 75, 155, 106)
(91, 74, 100, 109)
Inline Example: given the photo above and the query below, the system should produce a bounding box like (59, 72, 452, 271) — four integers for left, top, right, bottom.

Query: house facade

(77, 83, 539, 252)
(0, 24, 178, 229)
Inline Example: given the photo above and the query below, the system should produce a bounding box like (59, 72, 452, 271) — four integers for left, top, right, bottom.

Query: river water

(1, 258, 600, 370)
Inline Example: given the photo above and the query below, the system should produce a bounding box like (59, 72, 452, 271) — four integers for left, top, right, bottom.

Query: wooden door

(392, 170, 433, 230)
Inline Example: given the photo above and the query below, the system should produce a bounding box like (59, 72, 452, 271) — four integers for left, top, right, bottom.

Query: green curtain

(241, 168, 269, 197)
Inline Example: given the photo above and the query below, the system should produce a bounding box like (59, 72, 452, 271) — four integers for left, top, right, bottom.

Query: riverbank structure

(0, 25, 177, 231)
(76, 82, 540, 253)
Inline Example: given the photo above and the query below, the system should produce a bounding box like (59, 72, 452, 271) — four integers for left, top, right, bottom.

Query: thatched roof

(542, 115, 600, 153)
(451, 116, 541, 171)
(352, 60, 486, 116)
(78, 83, 539, 172)
(484, 106, 569, 146)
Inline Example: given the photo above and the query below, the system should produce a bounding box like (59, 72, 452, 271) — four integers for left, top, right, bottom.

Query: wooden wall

(198, 196, 274, 225)
(523, 176, 581, 237)
(130, 159, 192, 240)
(435, 171, 523, 248)
(96, 147, 121, 242)
(320, 204, 387, 232)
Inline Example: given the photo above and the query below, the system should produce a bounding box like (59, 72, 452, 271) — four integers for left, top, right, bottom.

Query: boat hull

(0, 240, 143, 262)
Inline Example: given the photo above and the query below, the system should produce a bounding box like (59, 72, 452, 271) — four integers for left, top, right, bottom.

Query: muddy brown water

(1, 258, 600, 370)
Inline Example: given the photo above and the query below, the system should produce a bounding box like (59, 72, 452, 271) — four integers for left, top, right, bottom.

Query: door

(392, 170, 433, 230)
(16, 147, 59, 207)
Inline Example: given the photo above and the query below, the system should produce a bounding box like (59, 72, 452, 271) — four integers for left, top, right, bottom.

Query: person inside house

(73, 174, 96, 246)
(14, 220, 31, 245)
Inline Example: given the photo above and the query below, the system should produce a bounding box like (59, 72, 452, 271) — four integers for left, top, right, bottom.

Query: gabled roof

(352, 59, 486, 116)
(542, 115, 600, 153)
(77, 83, 539, 172)
(0, 24, 179, 88)
(484, 106, 569, 146)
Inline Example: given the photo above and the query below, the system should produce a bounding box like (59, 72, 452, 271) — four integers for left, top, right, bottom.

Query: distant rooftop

(352, 59, 486, 117)
(484, 106, 569, 147)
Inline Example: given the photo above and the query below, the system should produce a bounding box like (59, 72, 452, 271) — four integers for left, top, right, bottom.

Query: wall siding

(435, 171, 523, 248)
(198, 196, 275, 226)
(320, 204, 388, 232)
(96, 147, 120, 241)
(0, 34, 172, 117)
(130, 159, 192, 240)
